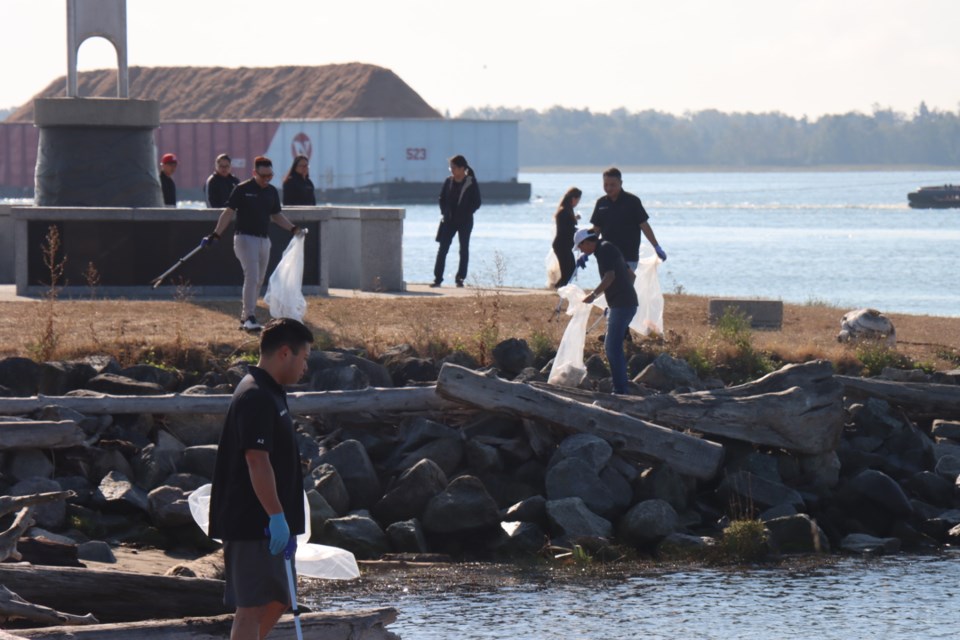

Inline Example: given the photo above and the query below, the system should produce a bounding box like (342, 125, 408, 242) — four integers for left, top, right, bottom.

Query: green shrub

(855, 343, 911, 377)
(717, 518, 770, 562)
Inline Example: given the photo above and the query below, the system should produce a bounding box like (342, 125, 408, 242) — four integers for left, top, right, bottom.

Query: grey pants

(233, 233, 271, 319)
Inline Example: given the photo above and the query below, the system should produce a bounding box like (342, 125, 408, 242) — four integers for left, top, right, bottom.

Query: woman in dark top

(552, 187, 582, 288)
(281, 155, 316, 206)
(431, 154, 482, 287)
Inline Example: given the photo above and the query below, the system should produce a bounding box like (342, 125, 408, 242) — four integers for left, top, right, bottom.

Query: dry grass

(2, 292, 960, 374)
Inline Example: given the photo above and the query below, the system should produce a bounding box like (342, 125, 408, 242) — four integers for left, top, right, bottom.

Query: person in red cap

(160, 153, 178, 206)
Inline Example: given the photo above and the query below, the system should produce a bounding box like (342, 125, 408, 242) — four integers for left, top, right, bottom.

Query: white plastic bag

(547, 284, 593, 387)
(264, 235, 307, 321)
(545, 249, 561, 289)
(591, 244, 664, 336)
(188, 483, 360, 580)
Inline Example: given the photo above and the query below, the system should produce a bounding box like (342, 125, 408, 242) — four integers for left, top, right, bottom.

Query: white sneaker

(240, 316, 262, 332)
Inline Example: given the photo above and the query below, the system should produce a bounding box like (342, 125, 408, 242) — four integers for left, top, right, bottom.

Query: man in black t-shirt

(202, 156, 305, 332)
(209, 318, 313, 640)
(575, 229, 637, 394)
(589, 167, 667, 269)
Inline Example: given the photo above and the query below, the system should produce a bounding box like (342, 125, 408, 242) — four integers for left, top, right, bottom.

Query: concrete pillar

(67, 0, 129, 98)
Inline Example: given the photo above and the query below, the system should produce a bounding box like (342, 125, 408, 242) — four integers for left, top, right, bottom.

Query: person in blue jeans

(574, 229, 637, 394)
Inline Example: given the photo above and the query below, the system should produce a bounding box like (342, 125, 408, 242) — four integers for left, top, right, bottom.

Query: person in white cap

(574, 228, 637, 394)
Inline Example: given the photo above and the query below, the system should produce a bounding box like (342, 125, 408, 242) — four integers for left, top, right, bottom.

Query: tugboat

(907, 184, 960, 208)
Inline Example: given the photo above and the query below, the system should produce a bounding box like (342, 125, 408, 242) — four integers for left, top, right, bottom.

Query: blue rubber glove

(576, 254, 589, 269)
(653, 244, 667, 261)
(200, 232, 219, 249)
(267, 513, 290, 556)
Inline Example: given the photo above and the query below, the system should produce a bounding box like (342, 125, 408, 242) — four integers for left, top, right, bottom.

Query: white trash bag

(545, 249, 562, 289)
(547, 284, 593, 387)
(187, 483, 359, 580)
(264, 235, 307, 321)
(590, 244, 664, 336)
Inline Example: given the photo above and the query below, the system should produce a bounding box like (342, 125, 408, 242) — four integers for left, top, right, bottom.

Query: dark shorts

(223, 539, 295, 609)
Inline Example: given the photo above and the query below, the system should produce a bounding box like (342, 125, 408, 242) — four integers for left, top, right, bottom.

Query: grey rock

(93, 471, 149, 514)
(161, 473, 208, 492)
(385, 518, 429, 554)
(56, 475, 94, 505)
(904, 471, 954, 506)
(94, 448, 135, 482)
(319, 515, 389, 560)
(148, 485, 194, 528)
(307, 490, 338, 535)
(934, 439, 960, 461)
(840, 533, 901, 555)
(879, 367, 928, 383)
(548, 434, 612, 473)
(545, 497, 613, 539)
(759, 503, 798, 522)
(11, 477, 66, 529)
(765, 514, 830, 553)
(163, 414, 223, 446)
(617, 499, 680, 546)
(307, 351, 392, 390)
(388, 357, 438, 386)
(657, 532, 715, 555)
(934, 455, 960, 479)
(513, 367, 546, 384)
(27, 527, 77, 545)
(492, 338, 535, 377)
(798, 452, 841, 489)
(311, 364, 369, 391)
(726, 451, 782, 484)
(497, 521, 546, 556)
(181, 445, 219, 479)
(440, 350, 480, 370)
(633, 353, 701, 392)
(85, 373, 166, 395)
(38, 360, 97, 395)
(719, 470, 805, 510)
(546, 457, 621, 518)
(317, 440, 381, 510)
(393, 438, 464, 478)
(120, 364, 182, 391)
(8, 448, 54, 481)
(584, 354, 610, 379)
(931, 420, 960, 441)
(306, 463, 350, 515)
(0, 356, 41, 396)
(847, 469, 914, 518)
(422, 476, 500, 533)
(937, 509, 960, 526)
(465, 440, 503, 473)
(132, 442, 185, 491)
(77, 540, 116, 563)
(372, 458, 448, 526)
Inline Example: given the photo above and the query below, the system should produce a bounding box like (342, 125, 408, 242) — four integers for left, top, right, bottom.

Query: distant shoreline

(520, 164, 960, 174)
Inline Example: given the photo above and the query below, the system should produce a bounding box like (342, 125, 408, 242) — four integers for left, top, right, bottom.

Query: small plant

(28, 225, 68, 361)
(696, 307, 774, 384)
(935, 347, 960, 366)
(855, 343, 911, 377)
(471, 251, 507, 365)
(528, 329, 555, 363)
(717, 518, 770, 563)
(83, 261, 100, 299)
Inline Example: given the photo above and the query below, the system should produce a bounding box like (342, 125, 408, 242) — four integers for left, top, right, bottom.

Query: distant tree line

(0, 107, 13, 122)
(459, 103, 960, 167)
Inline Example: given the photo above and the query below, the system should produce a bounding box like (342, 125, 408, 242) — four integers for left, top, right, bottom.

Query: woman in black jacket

(431, 155, 482, 287)
(552, 187, 582, 288)
(281, 155, 317, 206)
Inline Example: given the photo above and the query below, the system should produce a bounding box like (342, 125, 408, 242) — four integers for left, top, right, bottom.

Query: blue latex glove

(653, 244, 667, 261)
(267, 513, 290, 556)
(576, 254, 589, 269)
(200, 232, 219, 249)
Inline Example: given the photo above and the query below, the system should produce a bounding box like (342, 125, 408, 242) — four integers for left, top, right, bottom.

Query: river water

(305, 553, 960, 639)
(403, 170, 960, 317)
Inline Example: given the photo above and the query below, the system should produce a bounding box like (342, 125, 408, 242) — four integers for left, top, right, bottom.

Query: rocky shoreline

(2, 337, 960, 621)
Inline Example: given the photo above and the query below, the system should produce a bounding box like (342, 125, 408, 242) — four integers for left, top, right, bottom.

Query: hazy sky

(3, 0, 958, 118)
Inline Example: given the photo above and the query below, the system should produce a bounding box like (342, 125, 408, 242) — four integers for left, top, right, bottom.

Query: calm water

(403, 171, 960, 316)
(307, 554, 960, 639)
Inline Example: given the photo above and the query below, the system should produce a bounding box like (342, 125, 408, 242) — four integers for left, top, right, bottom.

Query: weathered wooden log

(0, 585, 98, 627)
(837, 375, 960, 419)
(0, 421, 86, 450)
(0, 565, 230, 623)
(534, 360, 844, 454)
(435, 363, 725, 480)
(0, 492, 73, 519)
(0, 387, 459, 418)
(0, 508, 34, 563)
(9, 608, 400, 640)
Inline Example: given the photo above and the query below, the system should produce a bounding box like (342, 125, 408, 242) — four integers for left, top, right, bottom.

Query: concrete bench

(708, 298, 783, 330)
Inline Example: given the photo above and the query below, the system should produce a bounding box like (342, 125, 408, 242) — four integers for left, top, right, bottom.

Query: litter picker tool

(150, 244, 204, 288)
(283, 538, 304, 640)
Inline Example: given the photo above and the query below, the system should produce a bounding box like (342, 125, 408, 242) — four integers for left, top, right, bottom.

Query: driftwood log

(535, 360, 844, 454)
(0, 565, 230, 623)
(0, 421, 87, 450)
(837, 375, 960, 420)
(0, 492, 75, 563)
(0, 388, 458, 419)
(435, 363, 725, 480)
(0, 585, 97, 627)
(7, 608, 400, 640)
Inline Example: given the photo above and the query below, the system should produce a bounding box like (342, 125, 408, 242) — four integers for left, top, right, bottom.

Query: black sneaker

(455, 280, 465, 288)
(240, 316, 262, 332)
(429, 281, 442, 288)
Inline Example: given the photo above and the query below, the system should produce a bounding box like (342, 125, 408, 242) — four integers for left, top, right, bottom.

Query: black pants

(434, 217, 473, 284)
(553, 240, 575, 288)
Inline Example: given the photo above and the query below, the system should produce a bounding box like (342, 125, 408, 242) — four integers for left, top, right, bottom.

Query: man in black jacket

(205, 153, 240, 208)
(160, 153, 178, 206)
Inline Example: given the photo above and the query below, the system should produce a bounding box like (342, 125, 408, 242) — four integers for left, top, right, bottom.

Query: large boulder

(307, 351, 392, 390)
(385, 519, 429, 554)
(0, 357, 41, 396)
(305, 463, 350, 515)
(633, 353, 702, 392)
(422, 476, 500, 534)
(316, 440, 381, 510)
(545, 458, 626, 519)
(120, 364, 183, 391)
(387, 357, 438, 386)
(840, 533, 901, 555)
(547, 434, 611, 473)
(635, 466, 690, 512)
(617, 499, 680, 547)
(93, 471, 150, 514)
(545, 497, 612, 540)
(38, 360, 97, 395)
(384, 418, 464, 476)
(492, 339, 535, 378)
(372, 458, 448, 526)
(10, 477, 66, 530)
(839, 469, 914, 535)
(503, 495, 548, 529)
(85, 373, 166, 395)
(765, 514, 830, 554)
(132, 433, 186, 491)
(837, 308, 895, 346)
(719, 470, 805, 510)
(147, 485, 194, 528)
(8, 449, 54, 481)
(163, 414, 223, 446)
(181, 445, 219, 479)
(318, 515, 389, 560)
